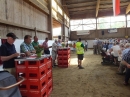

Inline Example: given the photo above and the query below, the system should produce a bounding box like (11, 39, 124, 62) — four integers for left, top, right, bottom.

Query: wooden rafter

(64, 0, 96, 4)
(69, 10, 95, 15)
(96, 0, 100, 17)
(63, 1, 96, 7)
(68, 6, 95, 11)
(126, 3, 130, 14)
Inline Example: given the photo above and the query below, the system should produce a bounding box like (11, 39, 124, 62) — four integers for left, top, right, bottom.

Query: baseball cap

(6, 32, 18, 39)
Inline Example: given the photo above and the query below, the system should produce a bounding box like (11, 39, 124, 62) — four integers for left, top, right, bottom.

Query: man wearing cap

(0, 32, 19, 76)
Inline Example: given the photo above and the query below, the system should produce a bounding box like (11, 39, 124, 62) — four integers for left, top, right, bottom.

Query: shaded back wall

(70, 28, 129, 40)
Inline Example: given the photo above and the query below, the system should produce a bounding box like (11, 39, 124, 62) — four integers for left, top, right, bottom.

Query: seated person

(118, 43, 125, 62)
(102, 42, 107, 51)
(101, 50, 111, 63)
(20, 35, 36, 56)
(118, 43, 130, 75)
(110, 42, 120, 65)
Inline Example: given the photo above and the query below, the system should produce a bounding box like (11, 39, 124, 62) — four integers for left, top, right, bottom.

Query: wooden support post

(126, 3, 130, 14)
(96, 17, 98, 38)
(125, 14, 128, 37)
(62, 18, 65, 41)
(48, 0, 53, 40)
(34, 27, 37, 36)
(96, 0, 100, 17)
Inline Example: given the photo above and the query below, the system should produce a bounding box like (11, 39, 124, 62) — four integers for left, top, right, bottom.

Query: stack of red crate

(57, 48, 70, 68)
(15, 56, 53, 97)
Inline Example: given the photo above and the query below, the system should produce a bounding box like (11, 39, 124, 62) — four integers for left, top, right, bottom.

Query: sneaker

(79, 66, 84, 69)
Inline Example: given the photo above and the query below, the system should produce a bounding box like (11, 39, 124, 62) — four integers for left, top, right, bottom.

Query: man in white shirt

(110, 42, 120, 65)
(52, 40, 58, 67)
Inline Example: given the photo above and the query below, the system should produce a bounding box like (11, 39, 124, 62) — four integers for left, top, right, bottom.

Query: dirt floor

(50, 50, 130, 97)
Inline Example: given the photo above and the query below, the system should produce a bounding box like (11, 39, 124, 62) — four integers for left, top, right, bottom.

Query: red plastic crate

(40, 58, 47, 65)
(58, 49, 63, 55)
(20, 86, 47, 97)
(62, 49, 70, 55)
(58, 63, 70, 68)
(15, 61, 27, 68)
(58, 58, 70, 68)
(27, 61, 41, 67)
(16, 66, 28, 79)
(47, 70, 52, 82)
(15, 61, 28, 79)
(46, 60, 52, 72)
(27, 64, 46, 79)
(41, 86, 48, 97)
(47, 79, 53, 97)
(58, 48, 70, 55)
(58, 54, 70, 60)
(19, 75, 47, 91)
(28, 75, 47, 91)
(58, 58, 70, 64)
(28, 86, 47, 97)
(19, 80, 29, 90)
(27, 58, 47, 67)
(20, 90, 28, 97)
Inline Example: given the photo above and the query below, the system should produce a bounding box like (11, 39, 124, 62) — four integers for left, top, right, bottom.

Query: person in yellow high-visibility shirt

(76, 38, 85, 69)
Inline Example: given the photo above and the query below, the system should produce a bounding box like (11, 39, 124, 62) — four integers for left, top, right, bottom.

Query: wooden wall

(70, 28, 130, 40)
(0, 0, 49, 39)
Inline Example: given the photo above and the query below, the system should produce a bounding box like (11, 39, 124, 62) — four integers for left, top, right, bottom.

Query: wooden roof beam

(63, 1, 96, 7)
(96, 0, 100, 17)
(69, 10, 95, 15)
(126, 3, 130, 14)
(64, 0, 96, 4)
(68, 6, 95, 11)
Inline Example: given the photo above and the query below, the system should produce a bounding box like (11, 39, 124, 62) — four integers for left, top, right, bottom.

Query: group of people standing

(0, 32, 64, 76)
